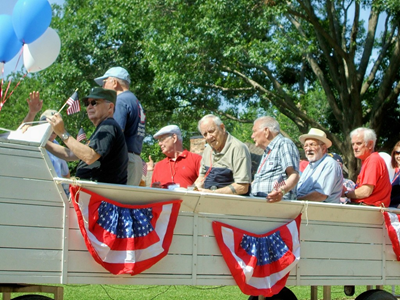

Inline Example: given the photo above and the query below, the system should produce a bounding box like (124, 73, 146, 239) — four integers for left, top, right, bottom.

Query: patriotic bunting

(70, 186, 182, 275)
(383, 211, 400, 261)
(212, 214, 301, 297)
(66, 91, 80, 115)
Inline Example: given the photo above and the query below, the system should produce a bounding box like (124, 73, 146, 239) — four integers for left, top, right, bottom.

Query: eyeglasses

(395, 151, 400, 155)
(158, 135, 173, 142)
(102, 78, 112, 86)
(83, 99, 109, 107)
(303, 142, 322, 149)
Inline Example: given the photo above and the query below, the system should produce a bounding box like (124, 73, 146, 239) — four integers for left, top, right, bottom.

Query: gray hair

(175, 133, 183, 142)
(113, 77, 130, 89)
(197, 114, 223, 133)
(350, 127, 376, 149)
(254, 116, 280, 134)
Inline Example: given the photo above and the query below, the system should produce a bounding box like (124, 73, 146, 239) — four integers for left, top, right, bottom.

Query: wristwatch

(344, 191, 350, 197)
(60, 131, 70, 141)
(280, 188, 286, 196)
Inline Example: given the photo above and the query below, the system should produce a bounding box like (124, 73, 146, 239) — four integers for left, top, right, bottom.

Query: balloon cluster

(0, 0, 61, 73)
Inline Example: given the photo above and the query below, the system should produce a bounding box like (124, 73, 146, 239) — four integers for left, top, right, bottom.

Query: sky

(0, 0, 65, 77)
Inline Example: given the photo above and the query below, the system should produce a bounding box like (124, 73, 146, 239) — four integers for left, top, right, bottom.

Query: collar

(266, 133, 283, 153)
(308, 153, 328, 168)
(213, 133, 231, 155)
(167, 149, 188, 161)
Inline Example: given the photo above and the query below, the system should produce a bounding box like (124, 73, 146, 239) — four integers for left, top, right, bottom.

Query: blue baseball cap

(94, 67, 131, 86)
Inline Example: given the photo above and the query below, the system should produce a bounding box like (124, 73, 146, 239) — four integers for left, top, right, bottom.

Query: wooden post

(323, 286, 331, 300)
(311, 286, 318, 300)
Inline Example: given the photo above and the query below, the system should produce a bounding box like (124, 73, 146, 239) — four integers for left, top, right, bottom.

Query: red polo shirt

(152, 150, 201, 188)
(353, 152, 391, 207)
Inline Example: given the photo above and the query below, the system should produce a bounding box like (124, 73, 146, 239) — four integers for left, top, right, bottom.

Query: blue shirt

(251, 134, 299, 200)
(297, 154, 343, 203)
(48, 140, 69, 178)
(113, 90, 145, 154)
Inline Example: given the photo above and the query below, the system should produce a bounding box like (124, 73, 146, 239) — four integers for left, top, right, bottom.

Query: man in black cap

(45, 87, 128, 184)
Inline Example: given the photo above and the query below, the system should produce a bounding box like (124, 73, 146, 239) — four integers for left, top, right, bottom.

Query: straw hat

(299, 128, 332, 148)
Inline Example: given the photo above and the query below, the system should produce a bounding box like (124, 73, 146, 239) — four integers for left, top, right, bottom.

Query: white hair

(350, 127, 376, 149)
(197, 114, 223, 133)
(254, 116, 280, 134)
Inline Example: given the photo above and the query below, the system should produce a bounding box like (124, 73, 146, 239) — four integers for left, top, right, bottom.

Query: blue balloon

(12, 0, 52, 44)
(0, 15, 22, 63)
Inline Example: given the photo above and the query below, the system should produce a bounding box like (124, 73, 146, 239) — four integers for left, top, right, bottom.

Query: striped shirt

(251, 134, 299, 199)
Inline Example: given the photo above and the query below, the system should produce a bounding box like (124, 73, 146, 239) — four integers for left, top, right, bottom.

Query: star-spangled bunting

(212, 214, 301, 297)
(70, 186, 182, 275)
(66, 91, 80, 115)
(383, 211, 400, 261)
(76, 127, 86, 142)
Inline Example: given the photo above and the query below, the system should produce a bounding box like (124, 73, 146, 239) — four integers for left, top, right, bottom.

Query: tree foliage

(133, 0, 400, 178)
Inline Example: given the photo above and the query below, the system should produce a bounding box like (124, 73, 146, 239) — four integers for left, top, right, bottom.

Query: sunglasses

(83, 99, 109, 107)
(395, 151, 400, 155)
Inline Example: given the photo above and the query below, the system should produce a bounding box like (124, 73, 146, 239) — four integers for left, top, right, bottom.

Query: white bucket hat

(299, 128, 332, 148)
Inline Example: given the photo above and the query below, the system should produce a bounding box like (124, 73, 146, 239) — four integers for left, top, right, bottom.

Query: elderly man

(194, 114, 251, 195)
(297, 128, 343, 203)
(151, 125, 202, 189)
(343, 127, 391, 207)
(45, 87, 128, 184)
(95, 67, 145, 186)
(250, 116, 300, 202)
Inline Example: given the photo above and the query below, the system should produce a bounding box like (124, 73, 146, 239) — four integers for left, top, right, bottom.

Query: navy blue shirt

(113, 90, 145, 154)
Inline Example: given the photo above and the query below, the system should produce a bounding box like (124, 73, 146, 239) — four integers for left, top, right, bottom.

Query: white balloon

(23, 27, 61, 73)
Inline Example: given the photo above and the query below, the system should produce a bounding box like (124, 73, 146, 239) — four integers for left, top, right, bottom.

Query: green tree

(133, 0, 400, 178)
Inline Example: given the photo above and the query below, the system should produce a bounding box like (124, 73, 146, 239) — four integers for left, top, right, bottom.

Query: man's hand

(341, 185, 348, 197)
(147, 155, 154, 171)
(47, 113, 66, 137)
(27, 91, 43, 115)
(266, 189, 283, 203)
(151, 181, 162, 188)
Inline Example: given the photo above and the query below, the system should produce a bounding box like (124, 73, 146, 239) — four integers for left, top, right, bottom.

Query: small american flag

(76, 127, 86, 142)
(273, 174, 286, 191)
(66, 91, 80, 115)
(142, 159, 148, 177)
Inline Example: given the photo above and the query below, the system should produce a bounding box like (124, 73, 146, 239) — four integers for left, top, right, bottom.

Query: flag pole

(58, 88, 78, 113)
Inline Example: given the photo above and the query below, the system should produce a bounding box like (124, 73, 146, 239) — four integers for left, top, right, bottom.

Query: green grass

(6, 285, 400, 299)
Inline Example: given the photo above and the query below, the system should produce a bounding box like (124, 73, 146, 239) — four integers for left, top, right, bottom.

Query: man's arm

(22, 91, 43, 123)
(297, 191, 328, 201)
(345, 185, 374, 199)
(194, 175, 205, 188)
(266, 167, 299, 203)
(47, 113, 101, 164)
(45, 140, 79, 162)
(283, 167, 299, 195)
(21, 91, 43, 132)
(198, 182, 249, 195)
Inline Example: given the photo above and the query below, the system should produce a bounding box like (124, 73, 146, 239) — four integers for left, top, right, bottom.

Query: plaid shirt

(251, 134, 299, 199)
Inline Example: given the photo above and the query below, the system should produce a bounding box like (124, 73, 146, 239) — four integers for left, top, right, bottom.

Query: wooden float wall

(1, 132, 400, 287)
(0, 137, 68, 285)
